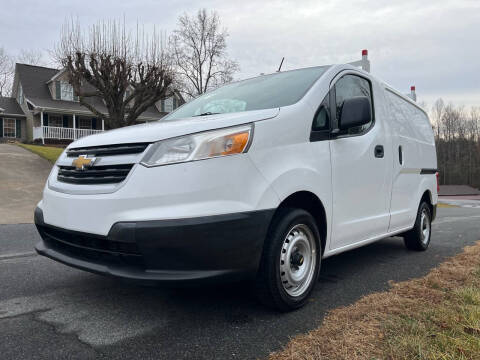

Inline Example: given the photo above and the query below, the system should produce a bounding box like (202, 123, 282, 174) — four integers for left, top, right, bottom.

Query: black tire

(255, 208, 321, 311)
(404, 202, 432, 251)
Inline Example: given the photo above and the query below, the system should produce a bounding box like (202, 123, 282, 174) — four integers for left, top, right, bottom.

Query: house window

(48, 115, 63, 128)
(60, 82, 74, 101)
(79, 118, 92, 129)
(164, 97, 174, 112)
(3, 118, 16, 138)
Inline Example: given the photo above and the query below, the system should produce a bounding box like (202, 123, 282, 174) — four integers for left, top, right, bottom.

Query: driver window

(335, 75, 373, 135)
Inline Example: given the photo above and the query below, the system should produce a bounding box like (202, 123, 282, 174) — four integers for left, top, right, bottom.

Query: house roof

(0, 96, 26, 117)
(15, 63, 165, 121)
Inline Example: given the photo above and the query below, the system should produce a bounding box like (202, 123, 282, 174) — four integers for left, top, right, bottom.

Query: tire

(255, 208, 321, 311)
(404, 202, 432, 251)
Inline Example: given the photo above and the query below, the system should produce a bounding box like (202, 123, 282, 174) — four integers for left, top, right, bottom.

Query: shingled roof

(0, 96, 25, 116)
(16, 63, 165, 120)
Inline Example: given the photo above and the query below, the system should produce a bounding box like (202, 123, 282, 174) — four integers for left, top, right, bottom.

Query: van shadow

(55, 236, 433, 357)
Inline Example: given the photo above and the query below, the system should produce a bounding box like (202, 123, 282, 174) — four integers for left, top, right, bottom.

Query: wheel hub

(280, 224, 317, 297)
(291, 252, 304, 268)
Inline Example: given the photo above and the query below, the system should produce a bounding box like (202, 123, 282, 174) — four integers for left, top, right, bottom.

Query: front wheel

(255, 208, 321, 311)
(404, 202, 432, 251)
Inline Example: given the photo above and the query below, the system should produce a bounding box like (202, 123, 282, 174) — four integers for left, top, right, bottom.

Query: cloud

(1, 0, 478, 107)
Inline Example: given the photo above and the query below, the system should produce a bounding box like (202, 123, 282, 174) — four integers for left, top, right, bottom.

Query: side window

(335, 75, 373, 135)
(312, 93, 330, 131)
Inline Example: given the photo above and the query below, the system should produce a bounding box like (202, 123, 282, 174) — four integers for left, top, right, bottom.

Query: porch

(33, 126, 103, 141)
(33, 111, 105, 143)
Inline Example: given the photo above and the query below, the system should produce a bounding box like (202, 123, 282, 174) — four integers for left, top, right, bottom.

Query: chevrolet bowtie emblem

(72, 155, 96, 170)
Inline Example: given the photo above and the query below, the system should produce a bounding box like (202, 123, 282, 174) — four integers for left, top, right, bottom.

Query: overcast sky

(1, 0, 479, 108)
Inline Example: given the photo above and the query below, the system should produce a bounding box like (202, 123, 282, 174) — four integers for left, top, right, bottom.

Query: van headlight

(140, 124, 253, 167)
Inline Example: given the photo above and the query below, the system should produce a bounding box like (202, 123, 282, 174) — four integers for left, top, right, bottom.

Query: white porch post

(73, 114, 76, 140)
(40, 110, 45, 145)
(102, 119, 105, 131)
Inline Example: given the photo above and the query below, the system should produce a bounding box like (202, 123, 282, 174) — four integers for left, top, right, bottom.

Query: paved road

(1, 206, 479, 360)
(0, 144, 52, 224)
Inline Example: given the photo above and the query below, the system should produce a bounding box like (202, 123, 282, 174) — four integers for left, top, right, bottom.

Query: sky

(1, 0, 479, 109)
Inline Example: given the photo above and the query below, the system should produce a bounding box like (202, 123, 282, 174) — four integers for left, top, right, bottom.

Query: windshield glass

(164, 66, 330, 120)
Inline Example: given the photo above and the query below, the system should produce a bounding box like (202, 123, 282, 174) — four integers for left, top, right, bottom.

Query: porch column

(73, 114, 76, 140)
(102, 119, 105, 131)
(40, 110, 44, 145)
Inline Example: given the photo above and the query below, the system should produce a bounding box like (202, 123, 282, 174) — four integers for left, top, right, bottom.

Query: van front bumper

(34, 207, 274, 283)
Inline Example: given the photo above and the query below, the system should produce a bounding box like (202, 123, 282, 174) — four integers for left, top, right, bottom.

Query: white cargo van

(35, 58, 438, 311)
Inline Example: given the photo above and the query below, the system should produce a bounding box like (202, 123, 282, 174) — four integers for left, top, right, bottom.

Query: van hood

(68, 108, 280, 149)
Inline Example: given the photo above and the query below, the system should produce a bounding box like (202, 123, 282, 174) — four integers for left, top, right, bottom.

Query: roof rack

(348, 49, 370, 73)
(407, 86, 417, 101)
(349, 49, 417, 102)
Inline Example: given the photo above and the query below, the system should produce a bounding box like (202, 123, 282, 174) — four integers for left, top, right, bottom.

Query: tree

(17, 49, 44, 66)
(0, 47, 13, 96)
(433, 100, 480, 189)
(170, 9, 239, 98)
(55, 19, 174, 129)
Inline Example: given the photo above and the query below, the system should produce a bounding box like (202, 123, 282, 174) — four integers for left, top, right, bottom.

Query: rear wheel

(404, 202, 432, 251)
(255, 208, 321, 311)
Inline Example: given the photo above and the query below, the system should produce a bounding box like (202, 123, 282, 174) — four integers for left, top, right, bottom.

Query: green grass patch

(384, 267, 480, 360)
(17, 143, 64, 163)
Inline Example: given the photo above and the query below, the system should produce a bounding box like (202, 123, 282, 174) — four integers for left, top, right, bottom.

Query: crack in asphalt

(0, 252, 37, 261)
(0, 286, 168, 347)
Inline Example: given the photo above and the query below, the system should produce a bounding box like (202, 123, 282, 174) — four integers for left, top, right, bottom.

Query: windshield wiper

(193, 112, 220, 117)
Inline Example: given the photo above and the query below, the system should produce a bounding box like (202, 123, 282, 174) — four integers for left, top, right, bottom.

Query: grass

(269, 242, 480, 360)
(17, 143, 64, 163)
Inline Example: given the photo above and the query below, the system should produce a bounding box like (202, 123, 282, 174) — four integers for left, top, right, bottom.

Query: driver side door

(329, 73, 391, 250)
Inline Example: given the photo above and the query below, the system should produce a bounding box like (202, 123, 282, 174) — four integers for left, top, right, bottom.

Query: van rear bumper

(34, 207, 274, 283)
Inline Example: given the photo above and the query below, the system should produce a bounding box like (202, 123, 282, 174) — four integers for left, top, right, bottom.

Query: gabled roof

(15, 63, 165, 120)
(46, 68, 67, 84)
(0, 97, 26, 117)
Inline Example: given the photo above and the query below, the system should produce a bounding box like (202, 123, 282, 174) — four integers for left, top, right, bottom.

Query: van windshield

(164, 66, 330, 120)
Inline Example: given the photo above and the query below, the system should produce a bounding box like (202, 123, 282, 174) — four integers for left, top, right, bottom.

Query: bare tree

(0, 47, 13, 96)
(17, 49, 44, 65)
(431, 98, 445, 140)
(55, 18, 174, 129)
(170, 9, 239, 98)
(433, 100, 480, 189)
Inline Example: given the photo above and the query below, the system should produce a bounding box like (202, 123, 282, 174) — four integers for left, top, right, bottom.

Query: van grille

(57, 164, 134, 184)
(66, 143, 149, 157)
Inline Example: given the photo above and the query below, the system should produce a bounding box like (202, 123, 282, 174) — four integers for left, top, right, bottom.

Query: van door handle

(374, 145, 384, 158)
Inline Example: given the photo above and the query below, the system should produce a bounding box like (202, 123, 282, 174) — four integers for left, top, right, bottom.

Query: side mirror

(338, 96, 372, 130)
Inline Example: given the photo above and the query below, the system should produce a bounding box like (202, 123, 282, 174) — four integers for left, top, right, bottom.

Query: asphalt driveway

(0, 206, 479, 359)
(0, 144, 52, 224)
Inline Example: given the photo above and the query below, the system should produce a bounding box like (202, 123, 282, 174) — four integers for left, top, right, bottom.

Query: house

(0, 63, 184, 144)
(0, 96, 26, 141)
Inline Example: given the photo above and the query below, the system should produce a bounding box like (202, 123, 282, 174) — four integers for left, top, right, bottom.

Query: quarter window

(312, 93, 330, 131)
(3, 118, 16, 138)
(335, 75, 373, 135)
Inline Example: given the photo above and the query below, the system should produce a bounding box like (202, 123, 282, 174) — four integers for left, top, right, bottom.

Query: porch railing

(33, 126, 103, 141)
